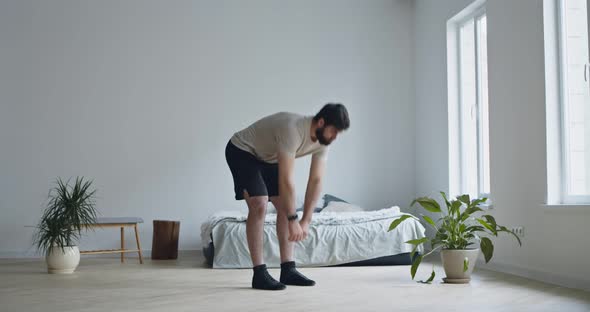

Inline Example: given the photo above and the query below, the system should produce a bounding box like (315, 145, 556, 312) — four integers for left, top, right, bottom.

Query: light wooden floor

(1, 253, 589, 312)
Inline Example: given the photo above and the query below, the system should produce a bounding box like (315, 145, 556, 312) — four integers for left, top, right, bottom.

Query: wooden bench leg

(120, 227, 125, 263)
(134, 224, 143, 264)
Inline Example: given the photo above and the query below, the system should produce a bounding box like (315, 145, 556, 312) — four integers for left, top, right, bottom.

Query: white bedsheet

(200, 206, 425, 268)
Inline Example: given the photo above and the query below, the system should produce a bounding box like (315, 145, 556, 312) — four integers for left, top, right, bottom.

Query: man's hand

(299, 219, 310, 240)
(288, 220, 304, 241)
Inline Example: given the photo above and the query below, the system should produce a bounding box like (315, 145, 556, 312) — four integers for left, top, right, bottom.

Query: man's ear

(318, 118, 325, 128)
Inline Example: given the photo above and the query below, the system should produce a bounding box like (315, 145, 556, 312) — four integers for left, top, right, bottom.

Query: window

(448, 1, 490, 201)
(546, 0, 590, 204)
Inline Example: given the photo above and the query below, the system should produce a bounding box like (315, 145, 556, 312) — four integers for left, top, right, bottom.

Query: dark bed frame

(203, 242, 417, 267)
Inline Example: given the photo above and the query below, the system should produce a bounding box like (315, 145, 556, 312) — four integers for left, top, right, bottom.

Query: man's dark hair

(313, 103, 350, 131)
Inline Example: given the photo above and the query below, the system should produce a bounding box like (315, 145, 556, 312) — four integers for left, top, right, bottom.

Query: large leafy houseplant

(33, 177, 97, 273)
(388, 192, 521, 283)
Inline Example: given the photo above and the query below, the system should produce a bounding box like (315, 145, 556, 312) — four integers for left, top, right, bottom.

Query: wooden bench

(81, 217, 144, 264)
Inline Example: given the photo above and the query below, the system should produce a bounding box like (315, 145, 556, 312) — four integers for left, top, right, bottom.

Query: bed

(200, 204, 425, 268)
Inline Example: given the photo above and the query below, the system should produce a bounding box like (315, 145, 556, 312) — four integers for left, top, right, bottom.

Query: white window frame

(447, 0, 491, 203)
(546, 0, 590, 205)
(473, 10, 489, 199)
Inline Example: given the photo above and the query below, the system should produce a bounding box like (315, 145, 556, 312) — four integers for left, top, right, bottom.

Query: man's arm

(301, 153, 326, 223)
(298, 153, 326, 240)
(278, 151, 304, 241)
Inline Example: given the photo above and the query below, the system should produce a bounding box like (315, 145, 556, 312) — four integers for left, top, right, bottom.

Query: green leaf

(462, 206, 483, 219)
(450, 200, 462, 217)
(405, 237, 429, 246)
(457, 194, 471, 205)
(417, 268, 436, 284)
(466, 225, 485, 233)
(425, 268, 436, 283)
(483, 215, 498, 235)
(388, 215, 413, 232)
(421, 215, 437, 229)
(410, 244, 419, 260)
(440, 191, 451, 207)
(411, 255, 423, 280)
(476, 218, 497, 235)
(411, 197, 442, 213)
(463, 258, 469, 272)
(480, 237, 494, 263)
(471, 197, 488, 207)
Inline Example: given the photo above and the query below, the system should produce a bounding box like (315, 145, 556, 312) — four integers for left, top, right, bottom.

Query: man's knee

(269, 197, 284, 215)
(245, 191, 268, 217)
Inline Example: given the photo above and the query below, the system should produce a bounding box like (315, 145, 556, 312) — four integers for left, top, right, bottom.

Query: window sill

(542, 204, 590, 213)
(479, 203, 494, 210)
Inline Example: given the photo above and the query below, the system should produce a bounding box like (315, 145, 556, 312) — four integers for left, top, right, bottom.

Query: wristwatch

(287, 214, 299, 221)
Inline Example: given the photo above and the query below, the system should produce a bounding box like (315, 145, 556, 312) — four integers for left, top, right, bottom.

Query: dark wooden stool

(151, 220, 180, 260)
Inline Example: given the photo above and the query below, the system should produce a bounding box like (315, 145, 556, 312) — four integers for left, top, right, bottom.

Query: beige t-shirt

(230, 112, 328, 164)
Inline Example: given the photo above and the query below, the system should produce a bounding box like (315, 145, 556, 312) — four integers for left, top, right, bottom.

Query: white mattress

(200, 206, 425, 268)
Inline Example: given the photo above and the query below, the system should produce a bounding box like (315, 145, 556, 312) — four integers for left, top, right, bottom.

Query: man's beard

(315, 127, 332, 146)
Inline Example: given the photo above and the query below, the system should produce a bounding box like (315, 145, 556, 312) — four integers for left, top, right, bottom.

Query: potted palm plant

(388, 192, 521, 284)
(33, 177, 98, 274)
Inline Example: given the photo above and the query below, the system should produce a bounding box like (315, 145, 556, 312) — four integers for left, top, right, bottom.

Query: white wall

(415, 0, 590, 289)
(414, 0, 473, 199)
(0, 0, 416, 256)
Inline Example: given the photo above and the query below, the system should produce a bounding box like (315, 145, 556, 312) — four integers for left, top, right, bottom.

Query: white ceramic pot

(46, 246, 80, 274)
(440, 248, 479, 283)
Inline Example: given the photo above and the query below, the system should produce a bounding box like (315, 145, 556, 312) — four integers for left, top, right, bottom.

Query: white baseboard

(0, 250, 40, 259)
(423, 249, 589, 291)
(476, 258, 590, 291)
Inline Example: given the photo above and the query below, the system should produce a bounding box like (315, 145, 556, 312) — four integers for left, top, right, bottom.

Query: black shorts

(225, 140, 279, 200)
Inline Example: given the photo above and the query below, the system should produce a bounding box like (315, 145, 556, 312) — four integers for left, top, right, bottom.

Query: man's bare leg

(270, 196, 316, 287)
(243, 190, 267, 266)
(270, 196, 294, 263)
(244, 191, 286, 290)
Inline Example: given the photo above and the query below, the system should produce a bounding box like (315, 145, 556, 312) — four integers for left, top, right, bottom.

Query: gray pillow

(296, 207, 324, 213)
(268, 201, 323, 213)
(322, 194, 349, 208)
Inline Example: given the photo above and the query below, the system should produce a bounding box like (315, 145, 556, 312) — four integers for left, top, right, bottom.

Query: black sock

(280, 261, 316, 286)
(252, 264, 286, 290)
